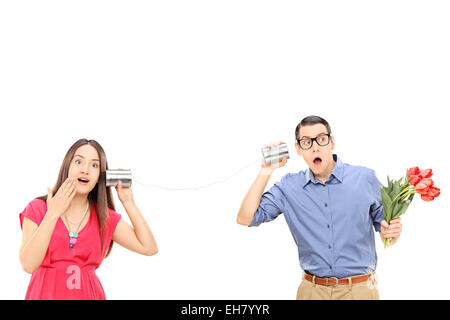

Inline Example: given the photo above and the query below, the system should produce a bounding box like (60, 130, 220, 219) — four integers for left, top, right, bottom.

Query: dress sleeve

(103, 208, 122, 254)
(249, 175, 287, 227)
(19, 199, 47, 229)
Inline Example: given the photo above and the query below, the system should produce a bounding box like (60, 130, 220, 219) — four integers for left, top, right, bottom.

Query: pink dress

(19, 199, 121, 300)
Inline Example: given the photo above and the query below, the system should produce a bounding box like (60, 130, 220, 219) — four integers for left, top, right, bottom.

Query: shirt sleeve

(19, 199, 46, 229)
(369, 170, 385, 232)
(249, 175, 287, 227)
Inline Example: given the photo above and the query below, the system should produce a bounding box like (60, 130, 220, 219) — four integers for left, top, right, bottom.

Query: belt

(303, 271, 373, 287)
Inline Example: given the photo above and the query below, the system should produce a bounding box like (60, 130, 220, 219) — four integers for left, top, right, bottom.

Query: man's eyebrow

(74, 154, 100, 161)
(299, 132, 328, 139)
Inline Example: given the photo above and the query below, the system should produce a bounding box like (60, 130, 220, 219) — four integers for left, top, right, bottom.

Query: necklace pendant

(69, 232, 78, 238)
(69, 237, 77, 248)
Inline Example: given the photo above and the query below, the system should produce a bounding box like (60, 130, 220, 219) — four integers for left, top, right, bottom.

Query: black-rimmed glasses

(296, 133, 331, 150)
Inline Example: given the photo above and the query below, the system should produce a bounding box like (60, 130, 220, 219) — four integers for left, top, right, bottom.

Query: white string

(134, 158, 260, 191)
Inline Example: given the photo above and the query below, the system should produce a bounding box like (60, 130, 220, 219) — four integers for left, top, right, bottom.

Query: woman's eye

(75, 160, 81, 164)
(92, 163, 99, 168)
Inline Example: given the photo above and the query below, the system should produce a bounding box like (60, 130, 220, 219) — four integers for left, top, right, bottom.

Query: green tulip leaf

(391, 179, 401, 198)
(392, 199, 412, 219)
(392, 201, 403, 218)
(387, 176, 393, 194)
(381, 187, 392, 222)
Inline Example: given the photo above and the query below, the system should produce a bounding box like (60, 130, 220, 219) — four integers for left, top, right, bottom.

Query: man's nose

(311, 140, 320, 151)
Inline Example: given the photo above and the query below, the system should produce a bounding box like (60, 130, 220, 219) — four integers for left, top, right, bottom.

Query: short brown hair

(295, 115, 331, 140)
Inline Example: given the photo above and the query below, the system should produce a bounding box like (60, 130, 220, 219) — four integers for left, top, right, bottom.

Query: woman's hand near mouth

(20, 179, 77, 274)
(46, 178, 77, 218)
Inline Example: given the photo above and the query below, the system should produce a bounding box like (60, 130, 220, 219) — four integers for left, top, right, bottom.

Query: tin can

(106, 169, 132, 187)
(261, 143, 290, 165)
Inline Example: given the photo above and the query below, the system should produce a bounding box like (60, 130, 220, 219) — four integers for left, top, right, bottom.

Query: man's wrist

(260, 167, 275, 176)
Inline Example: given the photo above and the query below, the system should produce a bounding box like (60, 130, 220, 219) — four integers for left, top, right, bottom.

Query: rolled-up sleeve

(369, 170, 385, 232)
(249, 179, 286, 227)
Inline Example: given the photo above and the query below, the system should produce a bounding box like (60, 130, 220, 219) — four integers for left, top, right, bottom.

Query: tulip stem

(391, 186, 416, 204)
(383, 236, 393, 249)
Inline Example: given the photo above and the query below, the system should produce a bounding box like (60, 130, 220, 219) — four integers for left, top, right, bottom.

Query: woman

(19, 138, 158, 299)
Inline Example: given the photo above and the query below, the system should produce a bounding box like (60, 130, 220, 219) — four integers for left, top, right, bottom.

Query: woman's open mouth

(77, 177, 90, 185)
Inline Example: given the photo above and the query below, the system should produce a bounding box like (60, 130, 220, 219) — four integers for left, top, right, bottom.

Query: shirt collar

(303, 154, 344, 187)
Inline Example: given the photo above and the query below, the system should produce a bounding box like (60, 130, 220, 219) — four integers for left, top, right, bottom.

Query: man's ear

(331, 135, 335, 151)
(295, 141, 302, 157)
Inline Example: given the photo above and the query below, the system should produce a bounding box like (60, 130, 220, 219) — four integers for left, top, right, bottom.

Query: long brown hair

(37, 139, 116, 258)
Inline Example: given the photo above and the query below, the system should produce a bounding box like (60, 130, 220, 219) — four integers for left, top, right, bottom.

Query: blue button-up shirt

(250, 154, 384, 278)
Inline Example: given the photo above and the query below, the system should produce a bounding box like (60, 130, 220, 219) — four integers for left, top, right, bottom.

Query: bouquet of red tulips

(381, 167, 440, 248)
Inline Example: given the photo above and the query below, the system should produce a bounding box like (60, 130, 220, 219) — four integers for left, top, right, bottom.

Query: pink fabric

(19, 199, 121, 300)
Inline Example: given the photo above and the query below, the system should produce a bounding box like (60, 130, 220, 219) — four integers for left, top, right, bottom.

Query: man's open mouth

(313, 157, 322, 166)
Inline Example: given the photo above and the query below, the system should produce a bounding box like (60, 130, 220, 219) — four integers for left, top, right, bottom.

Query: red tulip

(421, 194, 434, 201)
(417, 184, 440, 201)
(409, 175, 421, 186)
(420, 178, 434, 187)
(428, 186, 441, 198)
(419, 169, 433, 179)
(407, 167, 420, 177)
(415, 182, 430, 195)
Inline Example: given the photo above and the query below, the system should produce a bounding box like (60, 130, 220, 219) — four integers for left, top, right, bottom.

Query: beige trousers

(296, 272, 380, 300)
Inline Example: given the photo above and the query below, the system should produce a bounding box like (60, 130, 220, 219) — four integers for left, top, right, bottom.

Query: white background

(1, 1, 449, 300)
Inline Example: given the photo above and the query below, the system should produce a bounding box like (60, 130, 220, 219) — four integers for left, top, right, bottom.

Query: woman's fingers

(47, 187, 53, 200)
(67, 183, 78, 202)
(57, 178, 72, 198)
(61, 178, 75, 198)
(64, 179, 76, 199)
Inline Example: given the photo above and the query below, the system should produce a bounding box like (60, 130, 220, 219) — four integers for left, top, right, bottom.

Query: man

(236, 115, 402, 300)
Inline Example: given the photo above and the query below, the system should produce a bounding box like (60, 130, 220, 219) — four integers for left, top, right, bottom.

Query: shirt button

(325, 203, 328, 207)
(327, 224, 330, 228)
(328, 245, 332, 249)
(329, 266, 332, 270)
